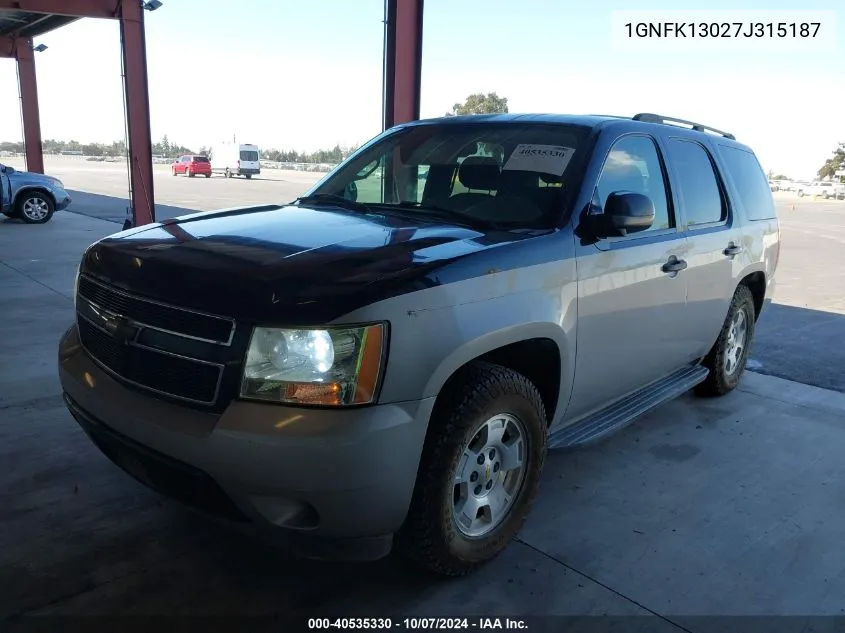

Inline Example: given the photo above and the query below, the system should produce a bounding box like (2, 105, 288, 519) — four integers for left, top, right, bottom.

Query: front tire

(397, 361, 547, 576)
(696, 284, 756, 397)
(16, 191, 55, 224)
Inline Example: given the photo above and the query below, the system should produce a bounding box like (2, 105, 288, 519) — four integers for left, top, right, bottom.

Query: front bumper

(54, 186, 72, 211)
(58, 324, 435, 561)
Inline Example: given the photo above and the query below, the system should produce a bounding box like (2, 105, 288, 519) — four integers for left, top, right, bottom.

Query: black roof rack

(632, 113, 736, 140)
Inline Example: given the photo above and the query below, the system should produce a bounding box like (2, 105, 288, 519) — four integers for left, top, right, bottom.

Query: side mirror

(600, 191, 655, 237)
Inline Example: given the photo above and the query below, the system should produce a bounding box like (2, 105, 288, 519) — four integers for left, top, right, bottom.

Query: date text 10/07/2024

(308, 617, 529, 630)
(623, 22, 821, 38)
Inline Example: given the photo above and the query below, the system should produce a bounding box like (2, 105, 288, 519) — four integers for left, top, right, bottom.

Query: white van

(210, 142, 261, 179)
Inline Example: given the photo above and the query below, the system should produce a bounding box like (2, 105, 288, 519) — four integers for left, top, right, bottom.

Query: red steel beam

(15, 37, 44, 173)
(119, 0, 155, 226)
(0, 0, 119, 19)
(0, 35, 14, 58)
(383, 0, 423, 129)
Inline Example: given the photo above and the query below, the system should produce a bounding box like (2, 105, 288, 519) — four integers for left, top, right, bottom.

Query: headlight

(240, 323, 386, 406)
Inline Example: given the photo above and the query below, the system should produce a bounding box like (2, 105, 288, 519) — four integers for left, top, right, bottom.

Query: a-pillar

(119, 0, 155, 226)
(15, 38, 44, 174)
(383, 0, 424, 129)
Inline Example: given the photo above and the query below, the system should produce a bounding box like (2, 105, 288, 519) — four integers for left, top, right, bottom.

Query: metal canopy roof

(0, 10, 77, 39)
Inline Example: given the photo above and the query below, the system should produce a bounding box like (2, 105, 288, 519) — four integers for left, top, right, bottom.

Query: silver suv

(59, 113, 780, 576)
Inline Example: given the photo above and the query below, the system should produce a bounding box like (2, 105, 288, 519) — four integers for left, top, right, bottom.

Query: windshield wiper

(294, 193, 373, 213)
(392, 201, 508, 230)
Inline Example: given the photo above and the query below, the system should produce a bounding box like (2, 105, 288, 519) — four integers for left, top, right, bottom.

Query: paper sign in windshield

(503, 144, 575, 175)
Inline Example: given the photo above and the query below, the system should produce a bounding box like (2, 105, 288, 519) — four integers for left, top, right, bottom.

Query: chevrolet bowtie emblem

(102, 314, 132, 344)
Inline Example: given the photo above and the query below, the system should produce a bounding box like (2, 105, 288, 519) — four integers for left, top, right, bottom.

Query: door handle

(661, 258, 688, 273)
(723, 243, 743, 257)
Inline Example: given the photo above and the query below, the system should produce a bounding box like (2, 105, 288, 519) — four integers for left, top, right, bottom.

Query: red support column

(15, 38, 44, 174)
(119, 0, 155, 226)
(383, 0, 424, 130)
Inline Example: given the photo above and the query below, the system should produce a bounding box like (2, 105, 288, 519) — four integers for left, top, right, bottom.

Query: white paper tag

(502, 144, 576, 176)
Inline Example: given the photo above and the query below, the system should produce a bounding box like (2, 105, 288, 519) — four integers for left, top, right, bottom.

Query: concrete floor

(4, 212, 845, 629)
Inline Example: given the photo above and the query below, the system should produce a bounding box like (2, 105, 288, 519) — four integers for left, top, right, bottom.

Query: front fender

(421, 318, 574, 424)
(12, 185, 56, 207)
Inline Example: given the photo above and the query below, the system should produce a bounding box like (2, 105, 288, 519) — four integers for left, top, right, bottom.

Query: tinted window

(595, 135, 673, 232)
(718, 146, 776, 221)
(192, 156, 209, 163)
(240, 150, 259, 162)
(668, 140, 725, 226)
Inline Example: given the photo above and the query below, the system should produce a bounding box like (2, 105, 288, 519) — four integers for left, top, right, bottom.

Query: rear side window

(240, 150, 259, 162)
(718, 145, 777, 221)
(667, 140, 726, 227)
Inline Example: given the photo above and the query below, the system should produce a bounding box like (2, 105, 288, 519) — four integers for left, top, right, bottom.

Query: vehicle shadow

(66, 190, 196, 224)
(752, 302, 845, 393)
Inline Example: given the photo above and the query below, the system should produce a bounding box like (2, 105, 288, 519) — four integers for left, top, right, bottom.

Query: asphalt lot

(4, 157, 844, 393)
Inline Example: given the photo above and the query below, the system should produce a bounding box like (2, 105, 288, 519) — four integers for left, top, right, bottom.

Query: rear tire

(205, 173, 211, 178)
(396, 361, 547, 576)
(245, 174, 252, 179)
(225, 168, 231, 178)
(696, 284, 756, 398)
(186, 169, 193, 177)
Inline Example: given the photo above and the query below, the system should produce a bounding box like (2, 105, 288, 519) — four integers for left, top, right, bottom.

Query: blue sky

(0, 0, 842, 178)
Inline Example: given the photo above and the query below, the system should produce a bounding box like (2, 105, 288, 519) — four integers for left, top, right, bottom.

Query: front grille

(78, 275, 234, 344)
(77, 317, 222, 404)
(76, 275, 233, 406)
(65, 394, 249, 523)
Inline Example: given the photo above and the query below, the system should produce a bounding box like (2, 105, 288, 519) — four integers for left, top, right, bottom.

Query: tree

(448, 92, 509, 116)
(817, 142, 845, 180)
(771, 173, 789, 180)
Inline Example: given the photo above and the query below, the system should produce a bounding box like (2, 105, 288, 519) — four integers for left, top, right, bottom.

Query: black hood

(81, 204, 547, 324)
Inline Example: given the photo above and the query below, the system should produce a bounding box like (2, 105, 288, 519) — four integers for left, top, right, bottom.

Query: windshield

(306, 122, 590, 229)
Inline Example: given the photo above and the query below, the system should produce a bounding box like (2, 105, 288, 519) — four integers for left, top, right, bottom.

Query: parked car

(59, 112, 779, 576)
(768, 180, 778, 191)
(797, 181, 842, 198)
(210, 142, 261, 179)
(171, 155, 212, 178)
(0, 163, 72, 224)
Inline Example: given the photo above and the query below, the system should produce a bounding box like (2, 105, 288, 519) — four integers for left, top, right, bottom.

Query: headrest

(458, 156, 500, 191)
(539, 173, 562, 185)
